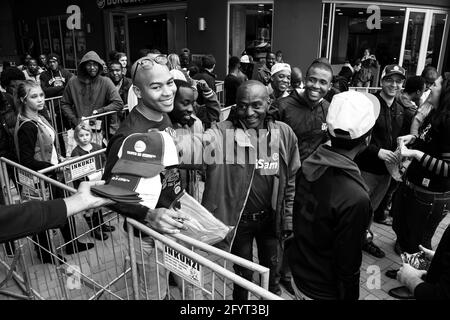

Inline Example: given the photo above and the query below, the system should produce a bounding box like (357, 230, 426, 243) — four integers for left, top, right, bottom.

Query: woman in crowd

(167, 53, 188, 81)
(13, 80, 94, 264)
(393, 72, 450, 255)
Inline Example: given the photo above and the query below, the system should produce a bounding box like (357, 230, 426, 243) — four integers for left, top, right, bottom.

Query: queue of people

(1, 46, 449, 301)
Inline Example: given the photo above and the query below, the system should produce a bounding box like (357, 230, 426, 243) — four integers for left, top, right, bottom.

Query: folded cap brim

(111, 159, 164, 178)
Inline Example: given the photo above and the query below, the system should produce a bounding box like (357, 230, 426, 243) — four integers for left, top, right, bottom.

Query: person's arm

(334, 198, 371, 300)
(95, 78, 124, 114)
(194, 80, 221, 126)
(17, 122, 53, 170)
(101, 135, 190, 233)
(282, 129, 301, 234)
(60, 82, 79, 128)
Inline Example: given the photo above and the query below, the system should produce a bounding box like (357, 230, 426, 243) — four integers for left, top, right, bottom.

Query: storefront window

(320, 3, 331, 59)
(229, 3, 273, 62)
(402, 12, 425, 77)
(426, 13, 447, 69)
(330, 4, 406, 70)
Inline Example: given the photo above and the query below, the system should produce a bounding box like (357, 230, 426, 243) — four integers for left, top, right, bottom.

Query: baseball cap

(112, 130, 179, 178)
(92, 174, 162, 209)
(240, 55, 250, 63)
(47, 53, 60, 62)
(381, 64, 406, 80)
(271, 63, 291, 76)
(327, 91, 380, 140)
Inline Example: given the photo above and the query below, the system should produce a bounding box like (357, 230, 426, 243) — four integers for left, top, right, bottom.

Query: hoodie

(271, 88, 329, 161)
(61, 51, 123, 127)
(288, 144, 371, 300)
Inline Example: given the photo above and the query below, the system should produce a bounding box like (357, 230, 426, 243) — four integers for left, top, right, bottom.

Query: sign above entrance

(97, 0, 174, 9)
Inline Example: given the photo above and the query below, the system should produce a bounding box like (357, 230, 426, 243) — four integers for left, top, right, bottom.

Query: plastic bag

(170, 191, 231, 245)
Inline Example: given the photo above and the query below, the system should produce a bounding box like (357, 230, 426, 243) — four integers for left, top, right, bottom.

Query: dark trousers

(374, 180, 400, 221)
(231, 215, 279, 300)
(392, 182, 450, 253)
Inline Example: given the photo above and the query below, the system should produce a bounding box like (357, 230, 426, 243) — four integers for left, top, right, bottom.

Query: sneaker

(362, 241, 385, 258)
(385, 269, 399, 280)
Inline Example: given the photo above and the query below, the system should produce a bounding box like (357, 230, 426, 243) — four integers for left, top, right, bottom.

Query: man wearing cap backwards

(176, 80, 300, 299)
(61, 51, 124, 129)
(271, 59, 333, 162)
(289, 91, 379, 300)
(40, 53, 73, 98)
(355, 64, 407, 259)
(269, 63, 292, 101)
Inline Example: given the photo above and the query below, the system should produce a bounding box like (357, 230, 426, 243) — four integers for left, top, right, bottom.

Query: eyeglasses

(132, 55, 168, 83)
(383, 77, 404, 86)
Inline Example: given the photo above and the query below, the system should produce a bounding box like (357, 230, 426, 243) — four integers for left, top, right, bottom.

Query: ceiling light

(258, 10, 263, 13)
(400, 8, 405, 11)
(258, 4, 264, 6)
(358, 11, 363, 14)
(338, 12, 343, 15)
(144, 20, 148, 23)
(390, 16, 394, 18)
(336, 8, 341, 12)
(395, 21, 399, 24)
(138, 13, 142, 16)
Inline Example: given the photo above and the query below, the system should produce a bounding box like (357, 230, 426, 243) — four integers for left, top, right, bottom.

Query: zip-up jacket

(176, 119, 300, 249)
(271, 88, 329, 162)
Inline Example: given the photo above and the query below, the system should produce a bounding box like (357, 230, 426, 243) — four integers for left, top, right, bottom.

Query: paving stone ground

(1, 181, 449, 300)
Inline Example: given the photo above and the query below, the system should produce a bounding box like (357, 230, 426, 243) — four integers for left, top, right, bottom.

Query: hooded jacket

(40, 67, 73, 98)
(61, 51, 123, 128)
(288, 144, 371, 300)
(271, 88, 329, 162)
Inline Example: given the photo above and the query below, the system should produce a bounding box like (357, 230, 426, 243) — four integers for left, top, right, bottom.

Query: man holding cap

(289, 90, 380, 300)
(40, 53, 73, 98)
(355, 64, 407, 258)
(269, 62, 291, 101)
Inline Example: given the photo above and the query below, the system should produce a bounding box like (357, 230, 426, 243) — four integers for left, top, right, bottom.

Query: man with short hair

(272, 60, 333, 162)
(108, 60, 132, 105)
(193, 54, 217, 94)
(420, 66, 439, 106)
(256, 52, 276, 86)
(289, 91, 379, 300)
(176, 80, 300, 299)
(224, 56, 247, 107)
(291, 67, 303, 89)
(22, 58, 42, 85)
(61, 51, 124, 129)
(355, 64, 407, 258)
(397, 75, 426, 132)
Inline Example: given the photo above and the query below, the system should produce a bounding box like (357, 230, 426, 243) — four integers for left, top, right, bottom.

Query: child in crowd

(71, 122, 115, 240)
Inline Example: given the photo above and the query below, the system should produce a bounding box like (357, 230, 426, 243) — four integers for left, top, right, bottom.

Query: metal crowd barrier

(0, 154, 282, 300)
(348, 87, 381, 94)
(44, 96, 126, 157)
(215, 80, 224, 107)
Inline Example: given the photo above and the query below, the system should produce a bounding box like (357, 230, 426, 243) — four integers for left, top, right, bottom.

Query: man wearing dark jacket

(193, 54, 217, 105)
(271, 59, 332, 162)
(355, 65, 407, 258)
(61, 51, 124, 129)
(176, 80, 301, 299)
(289, 91, 380, 300)
(40, 53, 73, 98)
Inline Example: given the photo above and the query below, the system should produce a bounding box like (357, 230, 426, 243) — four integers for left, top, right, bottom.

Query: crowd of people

(0, 45, 449, 301)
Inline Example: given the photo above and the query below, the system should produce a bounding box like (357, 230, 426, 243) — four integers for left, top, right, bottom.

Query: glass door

(399, 9, 449, 76)
(109, 12, 130, 58)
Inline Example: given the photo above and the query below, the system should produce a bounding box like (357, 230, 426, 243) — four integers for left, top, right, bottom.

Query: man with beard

(61, 51, 123, 129)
